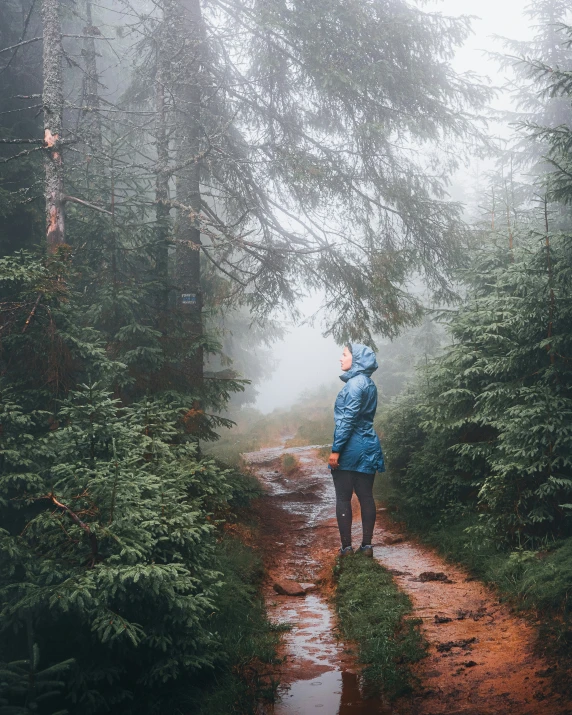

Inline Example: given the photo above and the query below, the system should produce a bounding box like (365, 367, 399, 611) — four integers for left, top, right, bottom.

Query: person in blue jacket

(328, 343, 385, 557)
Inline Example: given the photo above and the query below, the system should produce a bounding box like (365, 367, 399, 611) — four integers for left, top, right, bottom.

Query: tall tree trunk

(174, 0, 204, 385)
(155, 40, 171, 314)
(42, 0, 65, 252)
(81, 0, 102, 151)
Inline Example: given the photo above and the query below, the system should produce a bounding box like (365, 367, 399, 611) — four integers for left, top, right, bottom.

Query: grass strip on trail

(334, 553, 426, 699)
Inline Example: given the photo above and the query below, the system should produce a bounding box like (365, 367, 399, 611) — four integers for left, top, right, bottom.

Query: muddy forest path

(244, 444, 572, 715)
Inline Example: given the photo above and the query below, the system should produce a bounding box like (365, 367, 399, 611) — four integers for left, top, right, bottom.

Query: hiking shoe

(358, 544, 374, 557)
(338, 546, 354, 557)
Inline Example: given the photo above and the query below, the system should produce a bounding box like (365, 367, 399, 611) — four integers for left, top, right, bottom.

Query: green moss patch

(334, 554, 426, 700)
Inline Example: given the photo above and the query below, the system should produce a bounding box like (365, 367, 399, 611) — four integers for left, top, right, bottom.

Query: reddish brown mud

(245, 445, 572, 715)
(373, 517, 571, 714)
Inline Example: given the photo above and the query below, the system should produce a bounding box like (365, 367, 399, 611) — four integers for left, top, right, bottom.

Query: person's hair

(346, 343, 353, 354)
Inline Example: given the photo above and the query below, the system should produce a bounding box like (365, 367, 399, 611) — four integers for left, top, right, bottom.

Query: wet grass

(334, 554, 426, 700)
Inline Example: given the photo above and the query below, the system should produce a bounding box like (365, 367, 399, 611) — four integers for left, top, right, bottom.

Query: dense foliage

(0, 252, 277, 713)
(383, 234, 572, 544)
(382, 20, 572, 551)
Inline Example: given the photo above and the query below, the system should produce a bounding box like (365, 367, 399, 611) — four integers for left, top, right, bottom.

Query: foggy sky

(254, 0, 531, 414)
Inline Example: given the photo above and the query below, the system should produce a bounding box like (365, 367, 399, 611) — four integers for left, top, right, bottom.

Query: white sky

(254, 0, 532, 413)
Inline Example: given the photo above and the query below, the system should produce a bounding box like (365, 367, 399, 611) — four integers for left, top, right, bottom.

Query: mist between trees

(1, 0, 572, 711)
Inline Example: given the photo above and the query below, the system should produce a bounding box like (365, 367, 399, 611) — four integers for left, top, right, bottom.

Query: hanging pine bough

(121, 0, 493, 345)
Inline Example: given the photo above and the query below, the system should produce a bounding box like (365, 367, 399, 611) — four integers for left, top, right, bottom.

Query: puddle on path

(276, 670, 392, 714)
(245, 445, 390, 715)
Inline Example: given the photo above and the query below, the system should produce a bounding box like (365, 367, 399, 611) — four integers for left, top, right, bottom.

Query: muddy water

(245, 445, 391, 714)
(246, 445, 572, 715)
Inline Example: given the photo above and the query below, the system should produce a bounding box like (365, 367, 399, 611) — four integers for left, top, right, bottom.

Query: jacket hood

(340, 343, 378, 382)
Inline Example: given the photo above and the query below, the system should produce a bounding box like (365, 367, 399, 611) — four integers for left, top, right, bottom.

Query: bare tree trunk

(174, 0, 204, 384)
(155, 40, 171, 313)
(42, 0, 65, 252)
(81, 0, 102, 151)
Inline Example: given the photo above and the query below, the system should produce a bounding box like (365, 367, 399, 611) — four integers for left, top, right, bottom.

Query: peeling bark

(42, 0, 65, 252)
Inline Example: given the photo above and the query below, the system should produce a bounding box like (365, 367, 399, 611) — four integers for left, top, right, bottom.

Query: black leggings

(332, 470, 376, 548)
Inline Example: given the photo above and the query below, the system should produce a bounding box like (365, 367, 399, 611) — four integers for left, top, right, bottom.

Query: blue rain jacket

(331, 343, 385, 474)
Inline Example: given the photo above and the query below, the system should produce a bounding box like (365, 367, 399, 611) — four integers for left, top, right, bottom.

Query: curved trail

(245, 445, 571, 715)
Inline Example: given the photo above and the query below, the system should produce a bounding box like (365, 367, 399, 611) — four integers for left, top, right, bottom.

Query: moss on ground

(334, 553, 426, 700)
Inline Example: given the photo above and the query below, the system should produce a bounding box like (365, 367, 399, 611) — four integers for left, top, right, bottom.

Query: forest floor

(244, 443, 572, 715)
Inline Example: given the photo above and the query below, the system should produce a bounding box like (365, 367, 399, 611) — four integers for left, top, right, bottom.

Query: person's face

(340, 346, 352, 371)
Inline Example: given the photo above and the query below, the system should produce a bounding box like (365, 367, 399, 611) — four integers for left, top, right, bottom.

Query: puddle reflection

(275, 669, 393, 714)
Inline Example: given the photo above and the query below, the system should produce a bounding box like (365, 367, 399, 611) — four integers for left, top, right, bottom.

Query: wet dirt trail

(245, 444, 572, 715)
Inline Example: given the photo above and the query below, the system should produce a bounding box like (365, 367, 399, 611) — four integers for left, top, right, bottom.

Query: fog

(254, 0, 532, 414)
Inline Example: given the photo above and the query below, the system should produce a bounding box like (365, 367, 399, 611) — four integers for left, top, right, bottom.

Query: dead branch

(62, 34, 115, 40)
(46, 492, 99, 566)
(21, 293, 43, 333)
(0, 105, 43, 116)
(63, 194, 112, 215)
(0, 145, 45, 163)
(0, 138, 44, 144)
(0, 0, 38, 74)
(0, 37, 43, 55)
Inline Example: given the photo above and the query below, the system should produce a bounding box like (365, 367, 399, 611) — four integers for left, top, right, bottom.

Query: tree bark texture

(173, 0, 204, 384)
(42, 0, 65, 251)
(81, 0, 102, 150)
(155, 42, 171, 313)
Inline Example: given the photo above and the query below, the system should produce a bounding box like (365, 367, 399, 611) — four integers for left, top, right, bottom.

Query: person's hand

(329, 452, 340, 469)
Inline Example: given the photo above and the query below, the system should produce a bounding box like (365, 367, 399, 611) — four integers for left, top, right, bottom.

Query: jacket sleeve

(332, 380, 363, 453)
